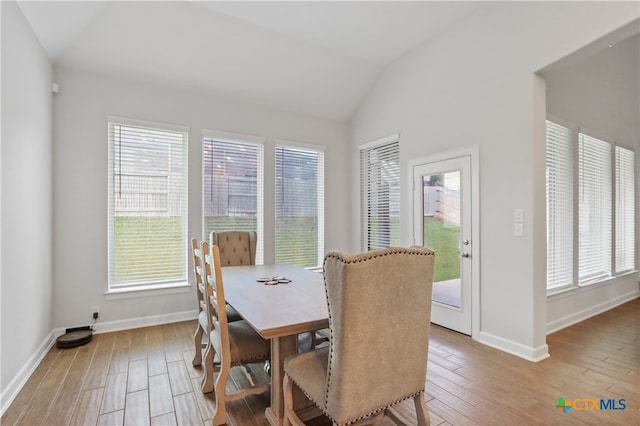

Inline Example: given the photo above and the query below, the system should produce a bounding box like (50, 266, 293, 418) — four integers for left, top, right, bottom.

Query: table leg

(265, 335, 297, 426)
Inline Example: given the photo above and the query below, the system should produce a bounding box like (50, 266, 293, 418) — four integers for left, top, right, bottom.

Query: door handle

(461, 252, 470, 258)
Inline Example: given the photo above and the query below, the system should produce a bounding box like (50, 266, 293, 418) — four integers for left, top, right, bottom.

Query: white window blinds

(578, 132, 612, 284)
(615, 146, 635, 273)
(108, 119, 188, 289)
(545, 120, 574, 289)
(360, 140, 400, 251)
(275, 144, 324, 268)
(203, 134, 264, 264)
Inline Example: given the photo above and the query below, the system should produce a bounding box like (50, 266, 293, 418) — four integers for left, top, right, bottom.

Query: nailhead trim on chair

(289, 370, 426, 426)
(320, 247, 435, 426)
(339, 391, 425, 426)
(323, 247, 434, 266)
(286, 374, 327, 419)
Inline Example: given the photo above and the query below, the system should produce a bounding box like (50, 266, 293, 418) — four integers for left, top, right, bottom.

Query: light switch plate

(514, 209, 524, 223)
(514, 223, 524, 237)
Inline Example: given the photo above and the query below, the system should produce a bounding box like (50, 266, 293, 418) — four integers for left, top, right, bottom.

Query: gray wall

(52, 67, 350, 331)
(1, 0, 53, 408)
(349, 1, 639, 360)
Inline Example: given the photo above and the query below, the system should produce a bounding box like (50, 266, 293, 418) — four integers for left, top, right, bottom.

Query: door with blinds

(413, 155, 472, 335)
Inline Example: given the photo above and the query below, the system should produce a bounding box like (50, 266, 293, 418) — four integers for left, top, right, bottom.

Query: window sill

(615, 269, 639, 279)
(578, 275, 616, 287)
(546, 286, 576, 298)
(105, 282, 191, 300)
(547, 270, 638, 299)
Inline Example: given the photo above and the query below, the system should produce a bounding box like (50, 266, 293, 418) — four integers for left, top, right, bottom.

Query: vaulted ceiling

(17, 1, 483, 122)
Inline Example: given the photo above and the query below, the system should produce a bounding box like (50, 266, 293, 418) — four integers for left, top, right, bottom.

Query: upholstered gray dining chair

(283, 247, 435, 426)
(210, 230, 257, 266)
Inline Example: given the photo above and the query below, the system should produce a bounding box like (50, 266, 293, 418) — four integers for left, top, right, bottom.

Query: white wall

(52, 67, 350, 331)
(349, 1, 639, 360)
(545, 34, 640, 332)
(1, 0, 53, 410)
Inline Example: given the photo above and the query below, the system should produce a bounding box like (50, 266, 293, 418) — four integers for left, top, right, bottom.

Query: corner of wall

(0, 332, 56, 416)
(478, 331, 550, 362)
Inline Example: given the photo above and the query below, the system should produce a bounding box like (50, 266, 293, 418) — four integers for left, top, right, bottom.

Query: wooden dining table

(220, 263, 329, 426)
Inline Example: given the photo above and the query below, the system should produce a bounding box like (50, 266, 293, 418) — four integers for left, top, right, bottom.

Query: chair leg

(212, 362, 230, 426)
(283, 373, 305, 426)
(309, 331, 317, 350)
(414, 393, 430, 426)
(201, 343, 215, 393)
(193, 324, 204, 366)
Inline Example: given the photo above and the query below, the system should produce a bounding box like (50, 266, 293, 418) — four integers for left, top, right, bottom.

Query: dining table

(220, 263, 329, 426)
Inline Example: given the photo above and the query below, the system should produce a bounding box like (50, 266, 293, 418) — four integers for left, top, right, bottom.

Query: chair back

(322, 247, 435, 424)
(191, 238, 206, 313)
(210, 231, 257, 266)
(201, 241, 231, 354)
(201, 241, 271, 424)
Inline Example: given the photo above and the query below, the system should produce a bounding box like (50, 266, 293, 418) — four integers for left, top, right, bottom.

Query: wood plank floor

(2, 298, 637, 425)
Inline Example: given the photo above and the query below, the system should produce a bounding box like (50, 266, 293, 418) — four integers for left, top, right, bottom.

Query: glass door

(413, 156, 472, 334)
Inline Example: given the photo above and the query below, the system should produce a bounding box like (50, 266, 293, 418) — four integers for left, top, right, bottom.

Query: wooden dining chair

(190, 238, 242, 367)
(210, 230, 257, 266)
(283, 247, 436, 426)
(201, 241, 271, 425)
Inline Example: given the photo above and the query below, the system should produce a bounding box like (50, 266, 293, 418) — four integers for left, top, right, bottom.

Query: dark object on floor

(56, 326, 93, 348)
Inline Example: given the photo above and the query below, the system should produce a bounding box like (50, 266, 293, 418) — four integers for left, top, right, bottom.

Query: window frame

(274, 139, 325, 269)
(545, 117, 637, 295)
(545, 118, 575, 292)
(201, 130, 265, 264)
(615, 145, 637, 274)
(577, 129, 613, 285)
(359, 134, 401, 252)
(107, 116, 190, 294)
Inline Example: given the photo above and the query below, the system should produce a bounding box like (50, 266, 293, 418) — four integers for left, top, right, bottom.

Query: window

(616, 146, 635, 273)
(202, 131, 264, 264)
(360, 137, 400, 251)
(545, 121, 573, 290)
(108, 118, 188, 291)
(545, 119, 636, 292)
(578, 132, 612, 284)
(275, 143, 324, 268)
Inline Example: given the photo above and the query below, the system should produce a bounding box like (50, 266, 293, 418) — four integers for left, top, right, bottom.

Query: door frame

(407, 146, 480, 339)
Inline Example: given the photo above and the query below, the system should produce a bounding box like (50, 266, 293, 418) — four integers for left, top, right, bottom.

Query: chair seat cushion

(201, 305, 241, 330)
(226, 304, 242, 322)
(211, 320, 270, 364)
(284, 346, 330, 410)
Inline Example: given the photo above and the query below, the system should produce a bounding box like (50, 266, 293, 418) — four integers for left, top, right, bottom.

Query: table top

(221, 264, 329, 339)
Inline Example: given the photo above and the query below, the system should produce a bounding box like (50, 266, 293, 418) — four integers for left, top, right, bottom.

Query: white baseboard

(53, 309, 199, 337)
(478, 331, 550, 362)
(546, 290, 639, 335)
(2, 310, 198, 417)
(0, 331, 56, 416)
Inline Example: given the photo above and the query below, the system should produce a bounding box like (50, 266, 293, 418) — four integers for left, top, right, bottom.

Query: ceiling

(17, 1, 483, 122)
